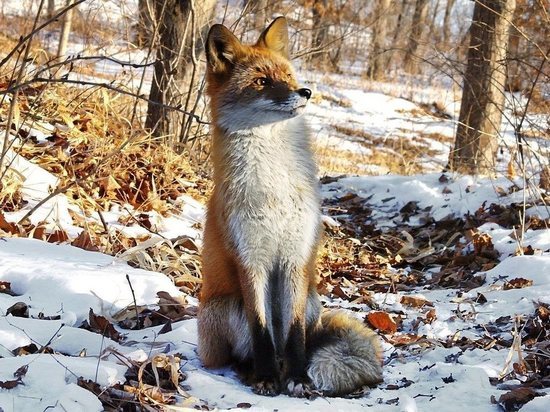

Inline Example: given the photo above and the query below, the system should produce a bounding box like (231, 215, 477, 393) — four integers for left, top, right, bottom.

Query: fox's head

(205, 17, 312, 128)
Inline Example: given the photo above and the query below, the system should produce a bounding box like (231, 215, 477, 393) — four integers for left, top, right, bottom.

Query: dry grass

(317, 123, 444, 176)
(0, 168, 25, 212)
(1, 76, 209, 287)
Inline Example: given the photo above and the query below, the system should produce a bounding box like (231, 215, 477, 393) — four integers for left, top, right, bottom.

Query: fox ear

(256, 17, 289, 59)
(206, 24, 242, 74)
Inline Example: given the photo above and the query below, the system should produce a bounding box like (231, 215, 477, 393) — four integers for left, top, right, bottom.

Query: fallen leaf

(497, 387, 543, 411)
(388, 333, 421, 346)
(157, 291, 195, 321)
(442, 374, 455, 383)
(366, 311, 397, 334)
(86, 308, 122, 342)
(13, 365, 28, 379)
(425, 308, 437, 324)
(503, 278, 533, 290)
(6, 302, 29, 318)
(71, 231, 99, 251)
(0, 378, 23, 389)
(46, 230, 69, 244)
(0, 212, 18, 234)
(400, 295, 433, 308)
(0, 281, 15, 296)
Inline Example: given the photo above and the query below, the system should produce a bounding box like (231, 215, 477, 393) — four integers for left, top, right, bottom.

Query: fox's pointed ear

(256, 17, 289, 59)
(206, 24, 242, 74)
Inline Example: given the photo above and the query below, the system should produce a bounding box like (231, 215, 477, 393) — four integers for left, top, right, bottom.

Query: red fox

(198, 17, 383, 397)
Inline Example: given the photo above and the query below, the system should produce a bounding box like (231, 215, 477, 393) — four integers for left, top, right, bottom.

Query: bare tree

(367, 0, 392, 80)
(244, 0, 268, 28)
(442, 0, 456, 45)
(403, 0, 428, 73)
(310, 0, 329, 65)
(57, 0, 74, 58)
(449, 0, 517, 174)
(145, 0, 216, 143)
(47, 0, 56, 19)
(136, 0, 154, 47)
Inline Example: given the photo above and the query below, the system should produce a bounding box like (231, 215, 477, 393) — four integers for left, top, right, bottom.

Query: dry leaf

(388, 333, 421, 346)
(503, 278, 533, 290)
(497, 387, 543, 411)
(0, 281, 14, 296)
(72, 231, 99, 251)
(366, 311, 397, 334)
(400, 295, 433, 308)
(0, 378, 23, 390)
(87, 308, 122, 342)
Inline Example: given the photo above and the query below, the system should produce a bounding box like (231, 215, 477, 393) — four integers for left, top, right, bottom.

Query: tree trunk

(47, 0, 56, 19)
(442, 0, 455, 45)
(137, 0, 155, 47)
(403, 0, 428, 74)
(387, 0, 407, 69)
(145, 0, 216, 143)
(428, 0, 440, 38)
(57, 0, 74, 58)
(450, 0, 517, 175)
(310, 0, 329, 65)
(244, 0, 268, 28)
(505, 25, 521, 91)
(367, 0, 392, 80)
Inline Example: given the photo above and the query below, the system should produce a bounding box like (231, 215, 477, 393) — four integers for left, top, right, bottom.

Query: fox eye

(255, 77, 268, 86)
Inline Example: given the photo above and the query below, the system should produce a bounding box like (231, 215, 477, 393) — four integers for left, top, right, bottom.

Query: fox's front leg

(281, 271, 311, 397)
(240, 270, 281, 396)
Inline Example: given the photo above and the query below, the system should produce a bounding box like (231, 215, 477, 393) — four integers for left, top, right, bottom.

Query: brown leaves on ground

(503, 278, 534, 290)
(15, 83, 208, 215)
(0, 169, 26, 212)
(82, 309, 122, 342)
(367, 311, 398, 334)
(0, 365, 28, 390)
(493, 387, 544, 411)
(78, 353, 200, 410)
(0, 280, 14, 296)
(0, 212, 72, 245)
(113, 291, 197, 331)
(400, 295, 433, 308)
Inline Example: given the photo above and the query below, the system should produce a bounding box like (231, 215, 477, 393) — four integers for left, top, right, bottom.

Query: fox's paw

(285, 379, 320, 399)
(252, 379, 280, 396)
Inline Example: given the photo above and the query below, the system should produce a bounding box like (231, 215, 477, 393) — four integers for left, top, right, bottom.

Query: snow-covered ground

(1, 171, 549, 411)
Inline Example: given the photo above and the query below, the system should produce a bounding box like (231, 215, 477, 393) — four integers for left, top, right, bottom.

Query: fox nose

(297, 88, 312, 100)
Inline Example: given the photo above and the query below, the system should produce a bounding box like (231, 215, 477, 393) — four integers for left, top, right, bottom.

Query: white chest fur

(215, 116, 320, 269)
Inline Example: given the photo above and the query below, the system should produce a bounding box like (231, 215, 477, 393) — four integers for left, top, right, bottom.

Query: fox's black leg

(285, 319, 307, 380)
(250, 315, 280, 396)
(284, 318, 316, 397)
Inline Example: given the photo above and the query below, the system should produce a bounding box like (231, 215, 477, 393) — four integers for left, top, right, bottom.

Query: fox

(197, 17, 383, 397)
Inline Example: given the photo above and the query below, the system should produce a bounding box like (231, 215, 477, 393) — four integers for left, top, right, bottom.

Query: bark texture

(450, 0, 517, 174)
(310, 0, 329, 65)
(145, 0, 216, 142)
(57, 0, 75, 58)
(367, 0, 392, 80)
(403, 0, 428, 74)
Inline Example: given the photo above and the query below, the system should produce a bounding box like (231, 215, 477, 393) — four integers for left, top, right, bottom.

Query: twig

(0, 0, 87, 69)
(0, 77, 209, 125)
(0, 0, 45, 176)
(126, 274, 142, 329)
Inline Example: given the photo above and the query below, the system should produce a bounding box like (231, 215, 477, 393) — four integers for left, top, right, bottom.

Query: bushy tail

(306, 311, 383, 396)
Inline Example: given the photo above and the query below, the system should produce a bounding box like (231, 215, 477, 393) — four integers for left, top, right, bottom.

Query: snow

(0, 355, 127, 412)
(1, 1, 549, 410)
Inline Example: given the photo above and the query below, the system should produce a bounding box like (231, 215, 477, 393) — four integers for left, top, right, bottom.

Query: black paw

(252, 379, 280, 396)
